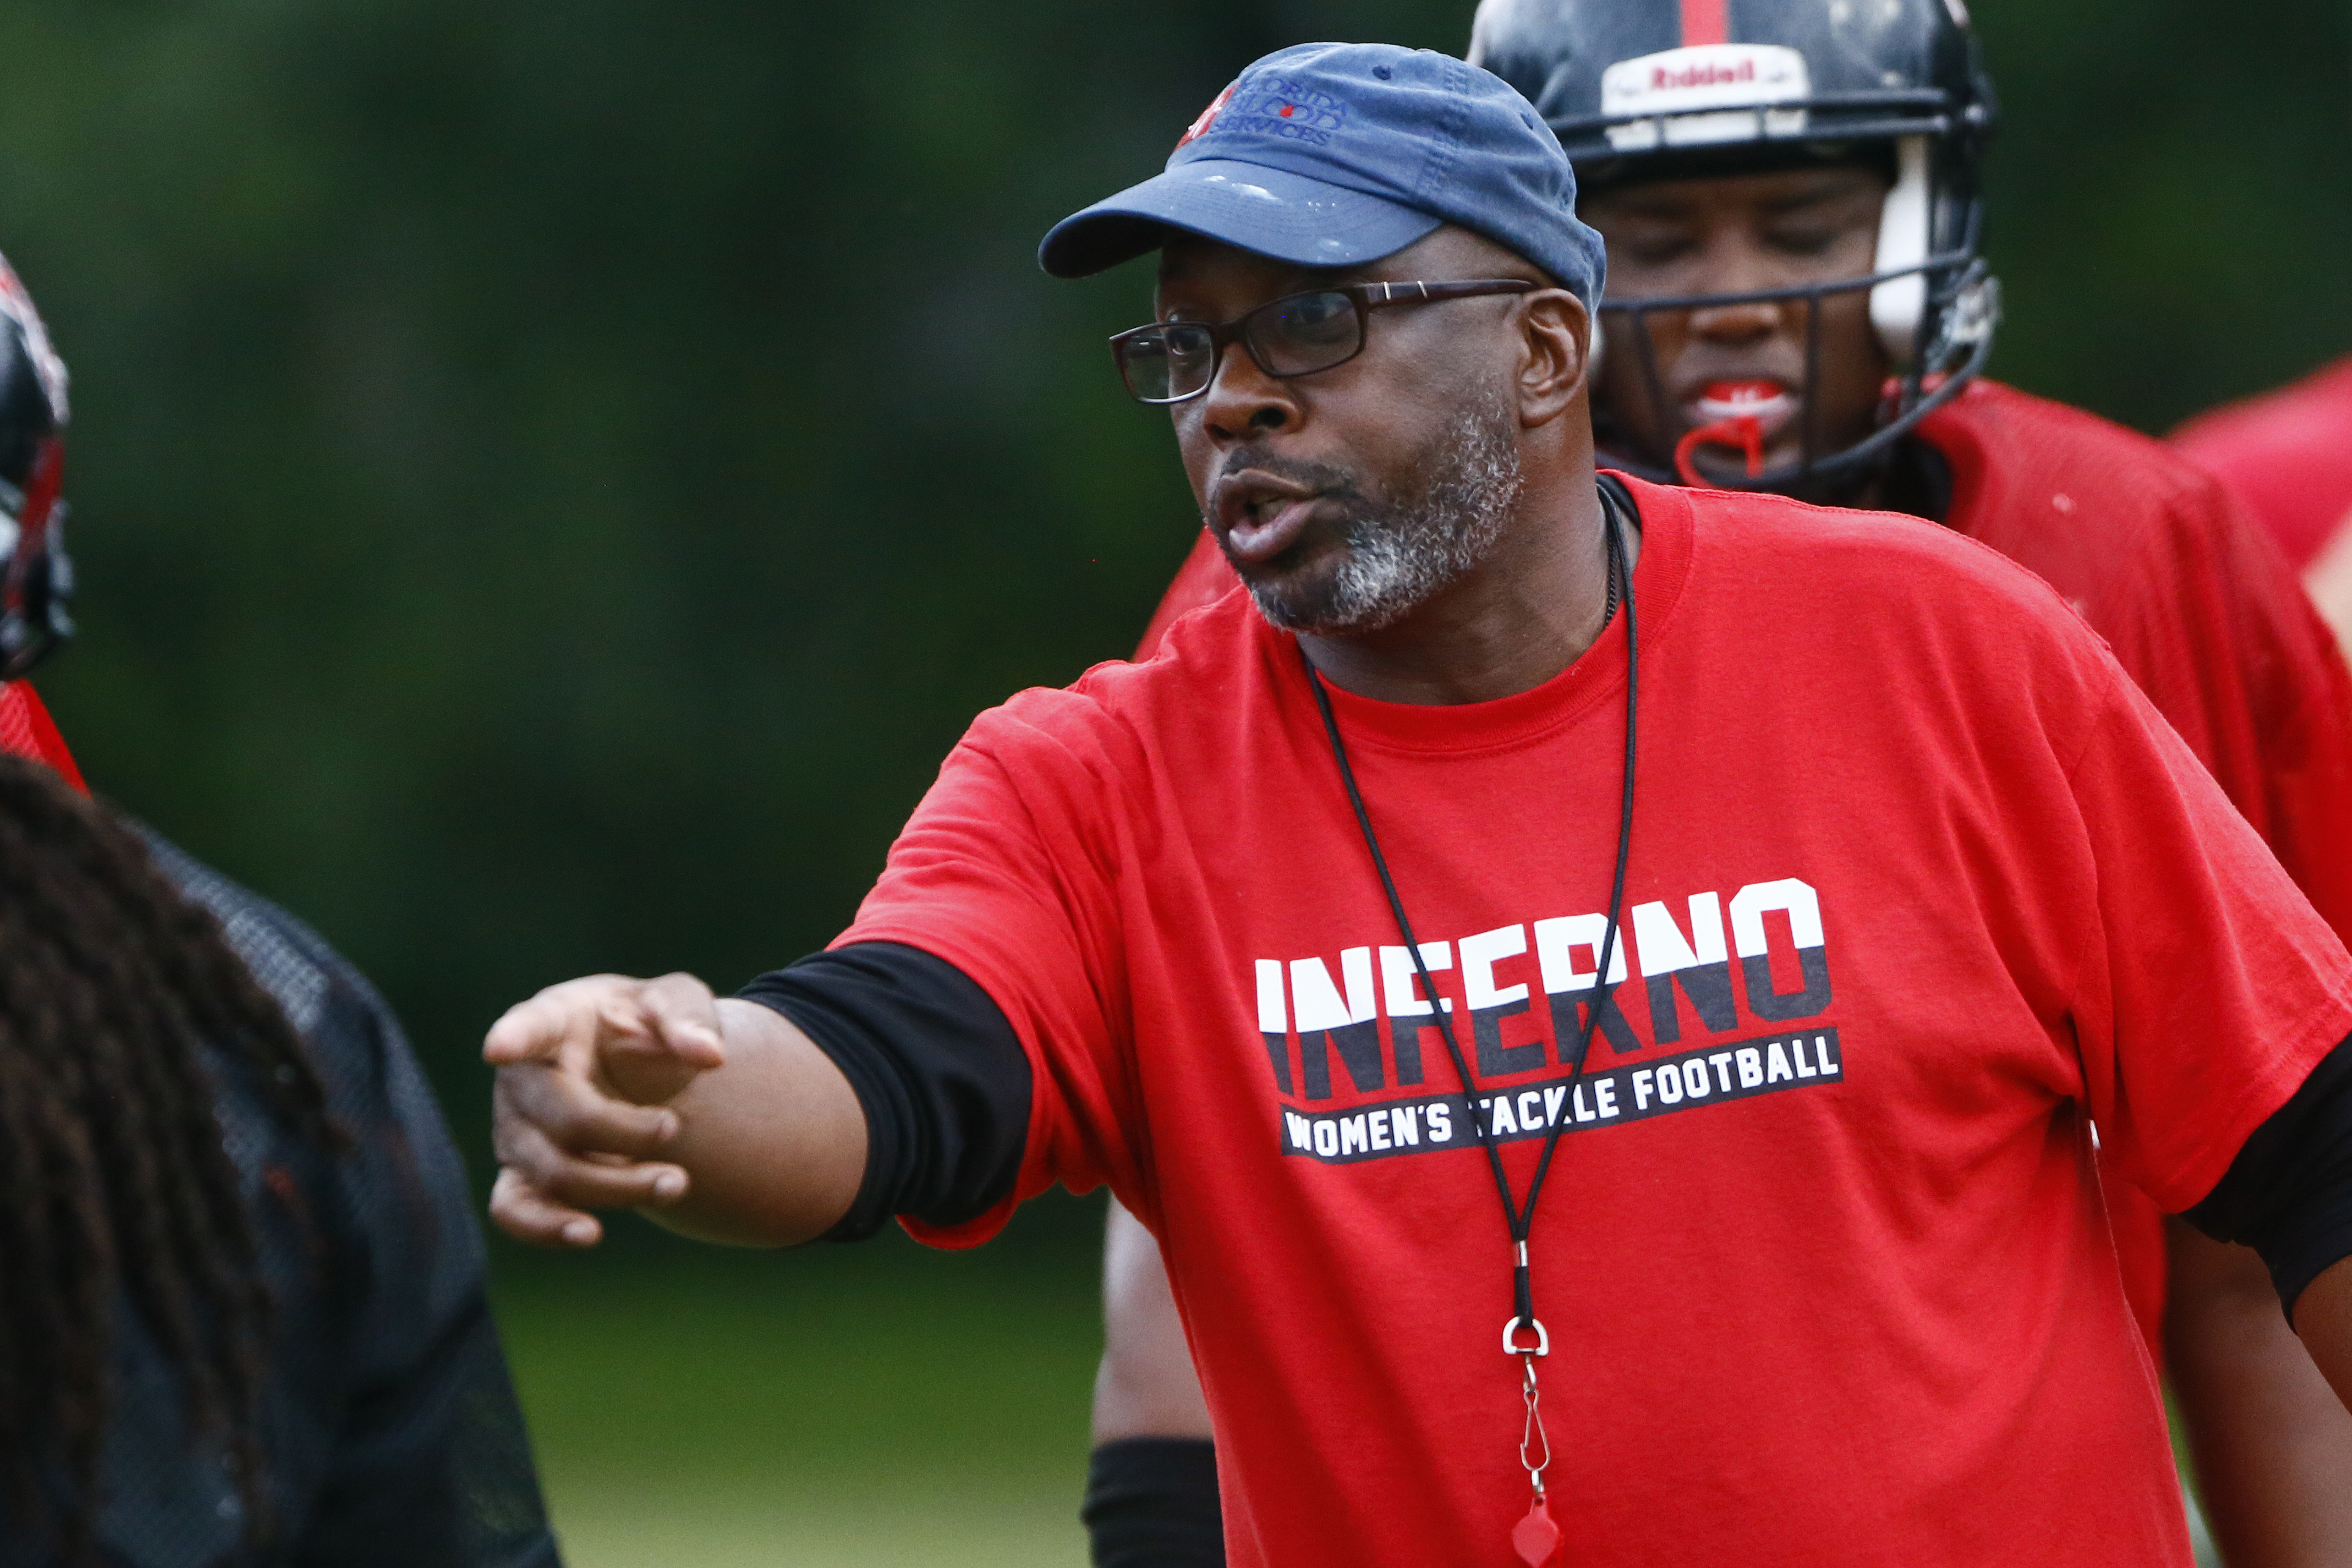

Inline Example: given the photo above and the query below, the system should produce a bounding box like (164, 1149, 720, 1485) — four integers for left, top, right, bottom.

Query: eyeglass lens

(1248, 291, 1361, 375)
(1117, 291, 1366, 404)
(1117, 325, 1213, 404)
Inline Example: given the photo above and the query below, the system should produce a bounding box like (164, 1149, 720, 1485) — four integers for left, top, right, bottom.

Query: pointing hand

(483, 972, 728, 1248)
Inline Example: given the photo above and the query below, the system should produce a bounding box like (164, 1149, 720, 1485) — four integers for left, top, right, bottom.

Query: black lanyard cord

(1303, 479, 1639, 1344)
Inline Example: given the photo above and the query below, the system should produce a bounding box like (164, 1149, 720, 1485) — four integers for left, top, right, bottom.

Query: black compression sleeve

(2181, 1032, 2352, 1323)
(735, 942, 1031, 1241)
(1084, 1438, 1224, 1568)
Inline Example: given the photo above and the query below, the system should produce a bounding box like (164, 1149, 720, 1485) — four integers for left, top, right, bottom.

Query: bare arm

(2298, 1253, 2352, 1415)
(484, 974, 866, 1249)
(1093, 1199, 1213, 1444)
(2164, 1221, 2352, 1566)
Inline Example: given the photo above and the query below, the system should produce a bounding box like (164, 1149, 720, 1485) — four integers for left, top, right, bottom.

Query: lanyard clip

(1503, 1315, 1550, 1357)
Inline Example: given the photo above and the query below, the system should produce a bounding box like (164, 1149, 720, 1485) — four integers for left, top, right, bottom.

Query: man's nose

(1195, 341, 1298, 443)
(1687, 293, 1784, 347)
(1677, 235, 1811, 347)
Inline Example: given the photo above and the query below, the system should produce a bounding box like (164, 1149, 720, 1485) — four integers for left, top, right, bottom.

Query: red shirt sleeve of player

(2172, 353, 2352, 571)
(1133, 531, 1238, 662)
(2089, 468, 2352, 953)
(832, 685, 1149, 1246)
(2064, 661, 2352, 1211)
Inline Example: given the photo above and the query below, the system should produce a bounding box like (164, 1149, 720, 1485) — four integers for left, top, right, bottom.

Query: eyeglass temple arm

(1356, 278, 1541, 310)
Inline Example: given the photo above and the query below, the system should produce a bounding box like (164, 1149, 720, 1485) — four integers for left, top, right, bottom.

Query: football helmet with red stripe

(0, 254, 70, 679)
(1470, 0, 2000, 494)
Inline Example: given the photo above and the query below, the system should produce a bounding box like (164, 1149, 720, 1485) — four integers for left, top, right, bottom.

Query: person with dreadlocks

(0, 253, 559, 1567)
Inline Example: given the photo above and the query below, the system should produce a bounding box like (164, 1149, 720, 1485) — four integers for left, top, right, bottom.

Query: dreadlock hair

(0, 753, 336, 1564)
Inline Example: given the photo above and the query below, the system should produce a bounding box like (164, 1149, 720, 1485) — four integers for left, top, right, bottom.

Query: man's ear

(1517, 289, 1591, 429)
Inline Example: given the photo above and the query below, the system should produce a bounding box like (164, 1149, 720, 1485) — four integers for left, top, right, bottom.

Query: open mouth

(1688, 379, 1797, 440)
(1216, 472, 1333, 566)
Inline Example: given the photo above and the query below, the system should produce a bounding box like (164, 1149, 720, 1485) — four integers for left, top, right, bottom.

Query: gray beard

(1230, 398, 1524, 637)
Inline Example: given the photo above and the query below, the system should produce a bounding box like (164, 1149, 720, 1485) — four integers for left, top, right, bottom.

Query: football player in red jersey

(2175, 355, 2352, 659)
(1084, 6, 2352, 1566)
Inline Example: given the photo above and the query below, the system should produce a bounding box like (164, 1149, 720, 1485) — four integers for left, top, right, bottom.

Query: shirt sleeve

(2094, 471, 2352, 949)
(2183, 1033, 2352, 1320)
(834, 689, 1148, 1246)
(2061, 663, 2352, 1215)
(736, 942, 1032, 1240)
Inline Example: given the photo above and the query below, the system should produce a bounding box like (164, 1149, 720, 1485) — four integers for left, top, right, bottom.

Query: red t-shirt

(2172, 353, 2352, 571)
(845, 476, 2352, 1567)
(1141, 380, 2352, 1353)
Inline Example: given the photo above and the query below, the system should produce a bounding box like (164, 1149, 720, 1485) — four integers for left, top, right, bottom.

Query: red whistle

(1512, 1495, 1561, 1566)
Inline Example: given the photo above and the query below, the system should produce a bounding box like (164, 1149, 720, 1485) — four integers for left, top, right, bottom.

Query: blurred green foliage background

(0, 0, 2345, 1559)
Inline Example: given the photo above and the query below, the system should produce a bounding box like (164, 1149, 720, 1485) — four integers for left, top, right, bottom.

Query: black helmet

(1469, 0, 2001, 492)
(0, 255, 70, 680)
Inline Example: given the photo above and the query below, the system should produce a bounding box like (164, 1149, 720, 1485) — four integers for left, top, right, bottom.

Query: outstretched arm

(485, 974, 867, 1248)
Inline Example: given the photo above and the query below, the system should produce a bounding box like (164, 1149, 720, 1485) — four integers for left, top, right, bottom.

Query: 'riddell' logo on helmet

(1600, 44, 1812, 153)
(1649, 58, 1756, 91)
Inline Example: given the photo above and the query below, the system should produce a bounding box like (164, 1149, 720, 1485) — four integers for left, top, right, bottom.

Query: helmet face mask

(1470, 0, 2002, 497)
(0, 259, 72, 682)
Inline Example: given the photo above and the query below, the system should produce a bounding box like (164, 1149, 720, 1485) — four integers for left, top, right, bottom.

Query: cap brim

(1039, 160, 1444, 279)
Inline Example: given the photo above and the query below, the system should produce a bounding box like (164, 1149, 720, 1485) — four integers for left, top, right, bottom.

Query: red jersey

(2172, 353, 2352, 571)
(1141, 381, 2352, 1352)
(0, 680, 83, 786)
(846, 476, 2351, 1568)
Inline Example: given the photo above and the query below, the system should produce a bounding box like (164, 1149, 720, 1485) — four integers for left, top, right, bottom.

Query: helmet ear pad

(1869, 136, 1932, 372)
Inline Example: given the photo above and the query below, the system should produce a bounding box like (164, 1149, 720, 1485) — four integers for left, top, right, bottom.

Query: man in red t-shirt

(2175, 354, 2352, 659)
(486, 39, 2352, 1568)
(1093, 7, 2352, 1562)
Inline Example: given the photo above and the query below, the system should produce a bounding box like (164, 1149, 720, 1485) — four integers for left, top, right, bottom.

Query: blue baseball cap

(1040, 42, 1606, 303)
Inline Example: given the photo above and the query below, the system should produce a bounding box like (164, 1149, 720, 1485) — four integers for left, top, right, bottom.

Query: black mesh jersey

(51, 832, 565, 1568)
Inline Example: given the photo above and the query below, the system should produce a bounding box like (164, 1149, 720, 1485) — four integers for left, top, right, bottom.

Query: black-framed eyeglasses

(1110, 278, 1539, 405)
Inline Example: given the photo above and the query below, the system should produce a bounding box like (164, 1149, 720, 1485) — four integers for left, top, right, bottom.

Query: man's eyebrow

(1585, 191, 1700, 221)
(1758, 177, 1882, 216)
(1591, 175, 1881, 223)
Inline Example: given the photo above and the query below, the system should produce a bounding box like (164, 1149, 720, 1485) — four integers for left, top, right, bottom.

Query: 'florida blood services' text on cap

(1039, 42, 1607, 303)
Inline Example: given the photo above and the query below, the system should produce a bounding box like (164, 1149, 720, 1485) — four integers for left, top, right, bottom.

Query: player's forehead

(1580, 160, 1888, 227)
